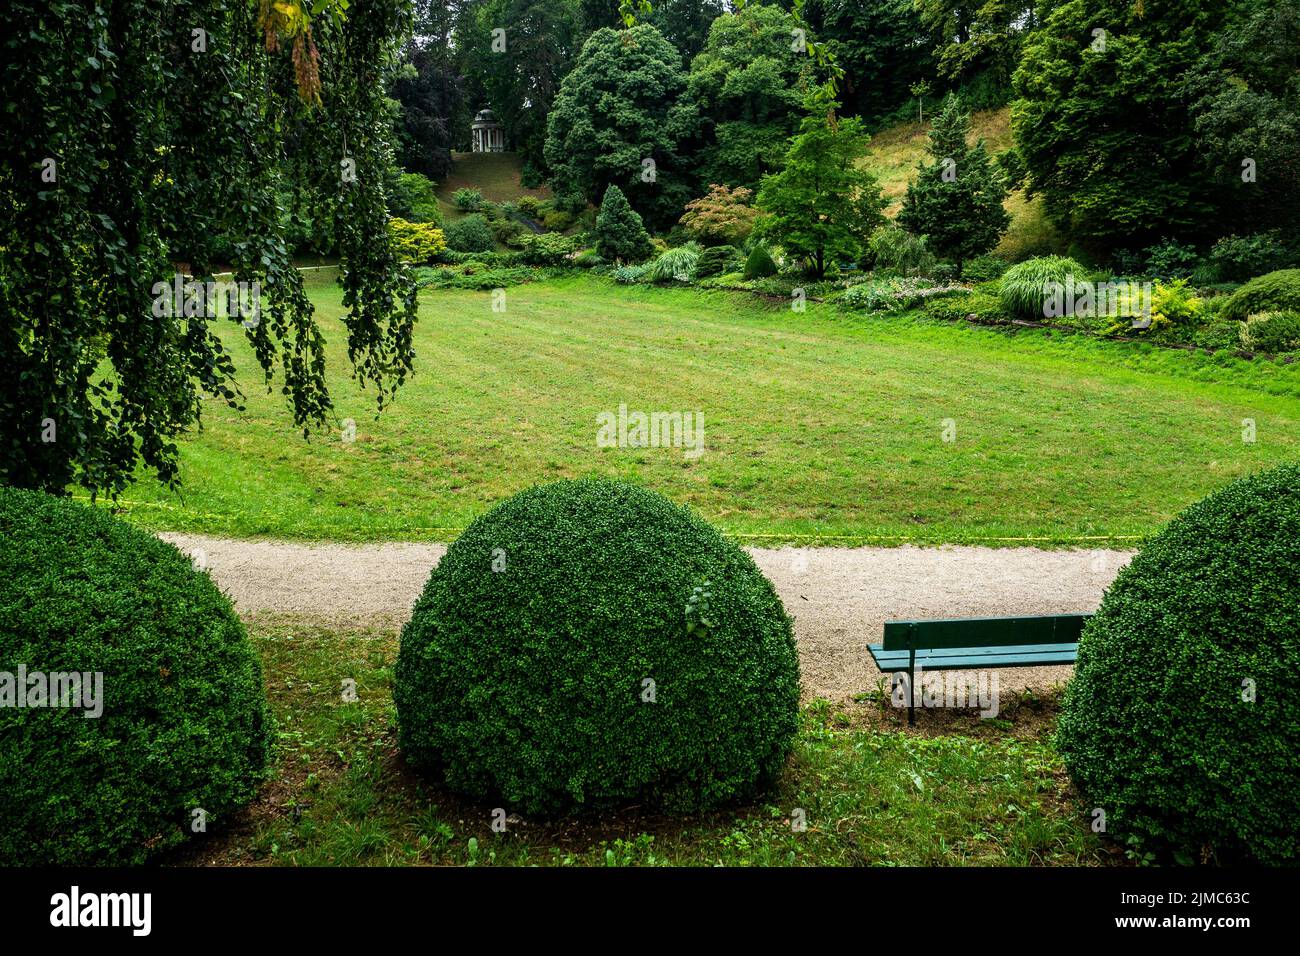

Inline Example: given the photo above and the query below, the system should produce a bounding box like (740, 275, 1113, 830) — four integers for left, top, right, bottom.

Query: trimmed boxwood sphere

(395, 479, 800, 815)
(0, 488, 273, 865)
(1056, 463, 1300, 863)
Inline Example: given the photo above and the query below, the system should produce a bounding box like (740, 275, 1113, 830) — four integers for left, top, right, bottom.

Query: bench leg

(908, 650, 916, 727)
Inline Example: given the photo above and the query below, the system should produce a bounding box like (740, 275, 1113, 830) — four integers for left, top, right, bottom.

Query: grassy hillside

(116, 276, 1300, 544)
(858, 106, 1064, 261)
(436, 151, 549, 206)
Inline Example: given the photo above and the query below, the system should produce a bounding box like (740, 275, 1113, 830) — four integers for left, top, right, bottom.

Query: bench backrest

(882, 614, 1090, 651)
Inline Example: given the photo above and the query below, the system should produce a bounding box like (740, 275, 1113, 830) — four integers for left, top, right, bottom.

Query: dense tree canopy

(686, 3, 815, 191)
(579, 0, 623, 32)
(800, 0, 932, 121)
(650, 0, 726, 59)
(392, 44, 463, 180)
(0, 0, 417, 496)
(1187, 0, 1300, 236)
(1011, 0, 1227, 248)
(391, 0, 467, 179)
(914, 0, 1037, 93)
(544, 23, 697, 227)
(460, 0, 583, 170)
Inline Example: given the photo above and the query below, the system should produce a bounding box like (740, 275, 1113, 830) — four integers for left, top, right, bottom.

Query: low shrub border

(416, 258, 1294, 362)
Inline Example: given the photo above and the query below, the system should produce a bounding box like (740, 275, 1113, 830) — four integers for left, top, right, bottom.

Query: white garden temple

(471, 108, 505, 153)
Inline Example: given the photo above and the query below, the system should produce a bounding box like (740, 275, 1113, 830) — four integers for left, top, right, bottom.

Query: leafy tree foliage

(392, 43, 463, 180)
(544, 24, 697, 227)
(755, 112, 885, 277)
(913, 0, 1038, 91)
(595, 184, 655, 262)
(799, 0, 932, 121)
(1187, 0, 1300, 236)
(389, 172, 444, 224)
(686, 3, 815, 191)
(579, 0, 623, 32)
(448, 0, 490, 141)
(650, 0, 727, 59)
(679, 184, 763, 245)
(1011, 0, 1227, 247)
(898, 95, 1009, 273)
(0, 0, 417, 496)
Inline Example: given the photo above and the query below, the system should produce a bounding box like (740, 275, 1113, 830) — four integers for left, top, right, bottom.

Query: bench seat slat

(868, 652, 1077, 671)
(871, 641, 1079, 660)
(868, 644, 1078, 671)
(863, 650, 1076, 665)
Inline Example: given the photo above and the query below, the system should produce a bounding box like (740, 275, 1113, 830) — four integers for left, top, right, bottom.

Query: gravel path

(161, 533, 1133, 703)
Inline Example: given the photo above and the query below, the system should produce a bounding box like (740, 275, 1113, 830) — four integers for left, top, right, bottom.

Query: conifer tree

(899, 95, 1010, 275)
(595, 185, 654, 263)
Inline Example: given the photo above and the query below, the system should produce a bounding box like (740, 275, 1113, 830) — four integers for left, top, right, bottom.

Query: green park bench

(868, 614, 1089, 725)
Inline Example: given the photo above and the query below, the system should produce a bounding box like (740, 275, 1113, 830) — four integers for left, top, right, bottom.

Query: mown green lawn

(116, 274, 1300, 544)
(168, 617, 1114, 867)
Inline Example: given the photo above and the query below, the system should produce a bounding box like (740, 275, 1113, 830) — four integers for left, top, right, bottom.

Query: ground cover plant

(168, 615, 1112, 867)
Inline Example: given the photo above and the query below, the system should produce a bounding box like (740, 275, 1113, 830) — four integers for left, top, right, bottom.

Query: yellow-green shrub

(388, 217, 447, 264)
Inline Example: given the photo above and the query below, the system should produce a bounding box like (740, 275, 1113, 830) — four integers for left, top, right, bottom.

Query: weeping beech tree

(0, 0, 419, 497)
